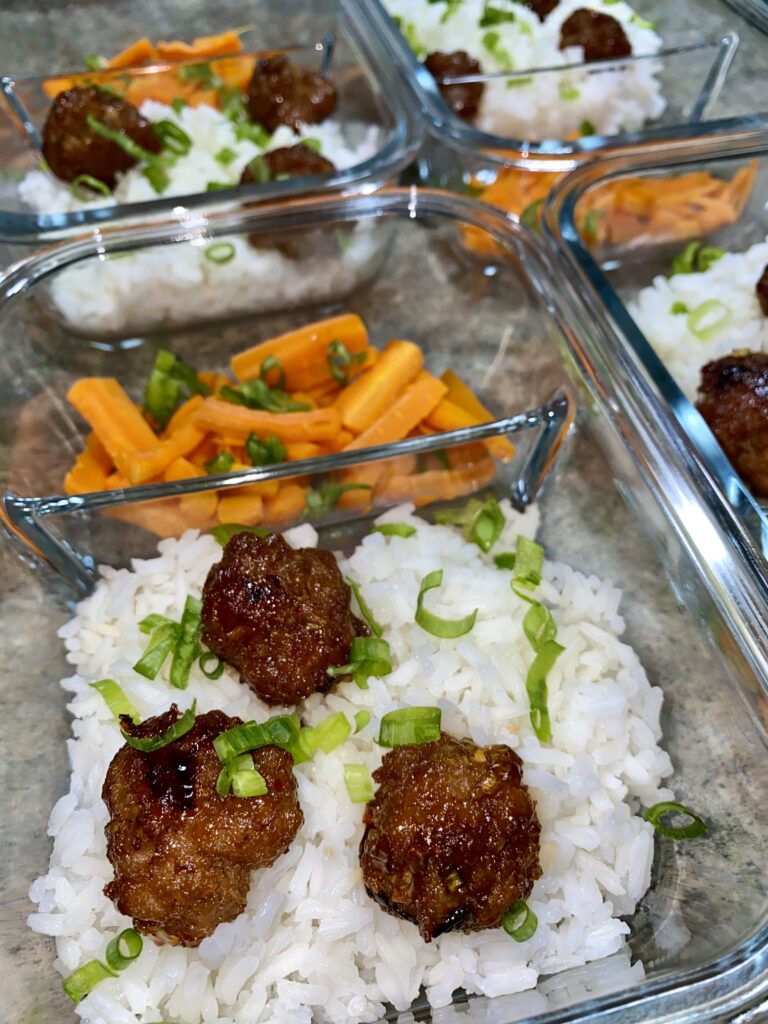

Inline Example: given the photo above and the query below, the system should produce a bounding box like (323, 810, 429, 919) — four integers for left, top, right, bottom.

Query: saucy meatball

(103, 706, 302, 946)
(756, 264, 768, 316)
(240, 144, 336, 185)
(696, 351, 768, 497)
(201, 532, 366, 706)
(246, 56, 337, 133)
(423, 51, 485, 121)
(42, 85, 162, 187)
(521, 0, 561, 21)
(359, 733, 541, 942)
(559, 9, 632, 62)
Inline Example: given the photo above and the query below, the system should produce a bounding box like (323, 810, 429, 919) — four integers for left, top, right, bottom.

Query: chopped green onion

(70, 174, 112, 200)
(434, 495, 505, 553)
(344, 763, 374, 803)
(502, 900, 538, 941)
(211, 522, 271, 545)
(143, 164, 170, 194)
(213, 714, 303, 763)
(345, 577, 382, 637)
(299, 712, 351, 757)
(199, 651, 225, 679)
(133, 621, 180, 680)
(582, 209, 606, 237)
(105, 928, 143, 971)
(205, 451, 235, 475)
(220, 379, 311, 413)
(86, 114, 166, 165)
(670, 301, 689, 315)
(216, 752, 255, 797)
(153, 119, 192, 156)
(83, 54, 107, 71)
(494, 552, 516, 570)
(171, 97, 187, 115)
(90, 679, 140, 724)
(327, 340, 367, 385)
(672, 241, 700, 274)
(686, 300, 731, 342)
(303, 481, 372, 519)
(139, 613, 173, 635)
(630, 13, 656, 28)
(415, 569, 478, 638)
(513, 535, 543, 590)
(523, 602, 557, 651)
(143, 348, 210, 429)
(121, 701, 197, 752)
(206, 180, 231, 191)
(326, 637, 393, 688)
(506, 75, 533, 88)
(169, 596, 202, 690)
(62, 960, 116, 1003)
(219, 86, 246, 121)
(301, 137, 322, 153)
(481, 29, 513, 68)
(232, 768, 268, 797)
(559, 82, 580, 100)
(234, 121, 271, 147)
(214, 146, 238, 166)
(698, 246, 726, 271)
(580, 120, 596, 136)
(644, 801, 708, 839)
(371, 522, 416, 538)
(526, 640, 562, 743)
(177, 61, 218, 87)
(354, 709, 371, 733)
(204, 242, 236, 265)
(247, 154, 270, 183)
(259, 355, 286, 389)
(246, 432, 286, 467)
(378, 706, 441, 747)
(480, 4, 516, 27)
(520, 199, 544, 230)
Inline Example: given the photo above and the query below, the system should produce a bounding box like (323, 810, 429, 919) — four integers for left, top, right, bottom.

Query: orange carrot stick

(335, 339, 424, 434)
(84, 431, 113, 473)
(285, 442, 324, 461)
(180, 490, 219, 529)
(108, 37, 156, 68)
(115, 421, 206, 485)
(163, 456, 200, 483)
(155, 30, 244, 60)
(345, 372, 447, 451)
(64, 449, 109, 495)
(164, 394, 205, 437)
(430, 383, 516, 463)
(217, 492, 263, 526)
(264, 483, 307, 526)
(376, 458, 497, 506)
(67, 378, 158, 463)
(193, 398, 341, 443)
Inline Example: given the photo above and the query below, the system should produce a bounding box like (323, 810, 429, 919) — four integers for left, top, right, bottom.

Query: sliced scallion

(143, 164, 170, 193)
(83, 54, 107, 70)
(686, 300, 731, 342)
(698, 246, 726, 271)
(214, 146, 238, 166)
(70, 174, 112, 200)
(494, 552, 516, 570)
(213, 714, 304, 764)
(522, 602, 557, 651)
(259, 355, 286, 389)
(435, 495, 505, 553)
(220, 378, 310, 413)
(520, 198, 543, 230)
(234, 121, 271, 147)
(378, 706, 441, 747)
(62, 959, 116, 1003)
(326, 339, 367, 385)
(354, 709, 371, 733)
(211, 522, 271, 545)
(559, 82, 580, 100)
(199, 651, 224, 679)
(171, 97, 187, 114)
(105, 928, 143, 971)
(345, 577, 382, 637)
(670, 301, 688, 315)
(513, 535, 544, 590)
(247, 154, 270, 183)
(371, 522, 416, 538)
(139, 613, 173, 635)
(643, 801, 708, 839)
(344, 763, 374, 803)
(169, 595, 202, 690)
(205, 451, 235, 475)
(299, 711, 352, 758)
(525, 640, 562, 743)
(120, 701, 197, 752)
(246, 432, 286, 467)
(301, 137, 321, 153)
(153, 119, 192, 156)
(216, 752, 255, 797)
(415, 569, 478, 638)
(143, 348, 210, 430)
(502, 900, 538, 941)
(204, 242, 236, 265)
(232, 768, 268, 797)
(90, 679, 140, 724)
(133, 621, 180, 680)
(326, 636, 393, 689)
(86, 114, 165, 165)
(580, 119, 596, 136)
(303, 481, 372, 519)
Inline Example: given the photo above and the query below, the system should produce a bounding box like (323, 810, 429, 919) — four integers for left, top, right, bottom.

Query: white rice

(19, 101, 382, 337)
(384, 0, 665, 139)
(30, 502, 674, 1024)
(628, 236, 768, 401)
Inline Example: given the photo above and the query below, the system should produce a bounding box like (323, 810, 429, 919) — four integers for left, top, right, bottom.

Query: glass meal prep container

(1, 189, 768, 1024)
(542, 119, 768, 562)
(0, 0, 422, 243)
(363, 0, 768, 230)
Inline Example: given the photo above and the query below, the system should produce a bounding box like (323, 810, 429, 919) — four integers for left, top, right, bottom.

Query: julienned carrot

(345, 372, 448, 451)
(231, 314, 368, 389)
(264, 484, 307, 525)
(108, 37, 156, 68)
(217, 492, 263, 526)
(377, 457, 497, 506)
(335, 339, 423, 435)
(64, 449, 109, 495)
(85, 431, 113, 473)
(430, 378, 516, 462)
(193, 398, 341, 443)
(67, 378, 158, 463)
(155, 29, 244, 60)
(116, 421, 205, 485)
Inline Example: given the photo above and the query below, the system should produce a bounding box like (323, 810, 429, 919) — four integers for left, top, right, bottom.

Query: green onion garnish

(220, 379, 311, 413)
(90, 679, 140, 724)
(70, 174, 112, 200)
(232, 768, 268, 797)
(204, 242, 236, 265)
(121, 701, 197, 752)
(513, 535, 544, 590)
(345, 577, 382, 637)
(559, 82, 580, 101)
(153, 119, 192, 156)
(522, 602, 557, 651)
(205, 451, 235, 475)
(213, 714, 304, 763)
(630, 12, 656, 28)
(83, 54, 108, 70)
(643, 801, 708, 839)
(344, 763, 374, 803)
(169, 596, 202, 690)
(211, 523, 271, 545)
(580, 120, 596, 136)
(301, 137, 322, 153)
(480, 4, 517, 27)
(139, 613, 173, 635)
(506, 75, 533, 88)
(686, 300, 731, 342)
(378, 706, 441, 747)
(62, 960, 116, 1003)
(303, 481, 372, 519)
(371, 523, 416, 538)
(299, 711, 352, 757)
(247, 154, 270, 183)
(582, 210, 606, 237)
(143, 164, 170, 194)
(670, 301, 689, 315)
(234, 121, 271, 147)
(133, 621, 180, 680)
(698, 246, 726, 271)
(259, 355, 286, 389)
(216, 752, 255, 797)
(326, 636, 393, 689)
(246, 432, 286, 467)
(206, 180, 231, 191)
(520, 199, 544, 230)
(86, 114, 165, 165)
(199, 651, 225, 679)
(326, 340, 367, 385)
(502, 900, 538, 941)
(171, 97, 187, 114)
(214, 146, 238, 166)
(434, 495, 505, 553)
(354, 709, 371, 733)
(481, 29, 513, 68)
(525, 639, 561, 743)
(671, 241, 726, 276)
(143, 348, 210, 430)
(105, 928, 143, 971)
(493, 552, 516, 570)
(415, 569, 478, 639)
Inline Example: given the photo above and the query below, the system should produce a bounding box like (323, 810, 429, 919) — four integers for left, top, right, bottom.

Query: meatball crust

(559, 9, 632, 62)
(423, 51, 485, 121)
(696, 350, 768, 497)
(521, 0, 561, 21)
(42, 85, 162, 187)
(246, 56, 337, 133)
(240, 144, 336, 186)
(201, 532, 365, 706)
(359, 733, 541, 942)
(103, 706, 302, 946)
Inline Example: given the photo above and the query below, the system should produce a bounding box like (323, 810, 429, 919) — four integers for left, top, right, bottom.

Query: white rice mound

(628, 236, 768, 401)
(385, 0, 665, 139)
(19, 101, 381, 337)
(29, 502, 674, 1024)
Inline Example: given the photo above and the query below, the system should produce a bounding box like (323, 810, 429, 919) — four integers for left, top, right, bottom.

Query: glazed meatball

(103, 706, 302, 946)
(246, 56, 337, 133)
(559, 9, 632, 62)
(520, 0, 561, 21)
(756, 264, 768, 316)
(360, 733, 541, 942)
(696, 351, 768, 497)
(423, 51, 485, 121)
(240, 144, 336, 185)
(42, 85, 162, 187)
(201, 532, 366, 706)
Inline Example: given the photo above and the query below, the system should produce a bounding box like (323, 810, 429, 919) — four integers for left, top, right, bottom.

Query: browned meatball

(103, 706, 302, 946)
(201, 532, 365, 706)
(696, 351, 768, 497)
(423, 51, 485, 121)
(360, 733, 541, 942)
(246, 56, 337, 133)
(42, 85, 162, 187)
(559, 9, 632, 62)
(756, 264, 768, 316)
(521, 0, 561, 21)
(240, 144, 336, 185)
